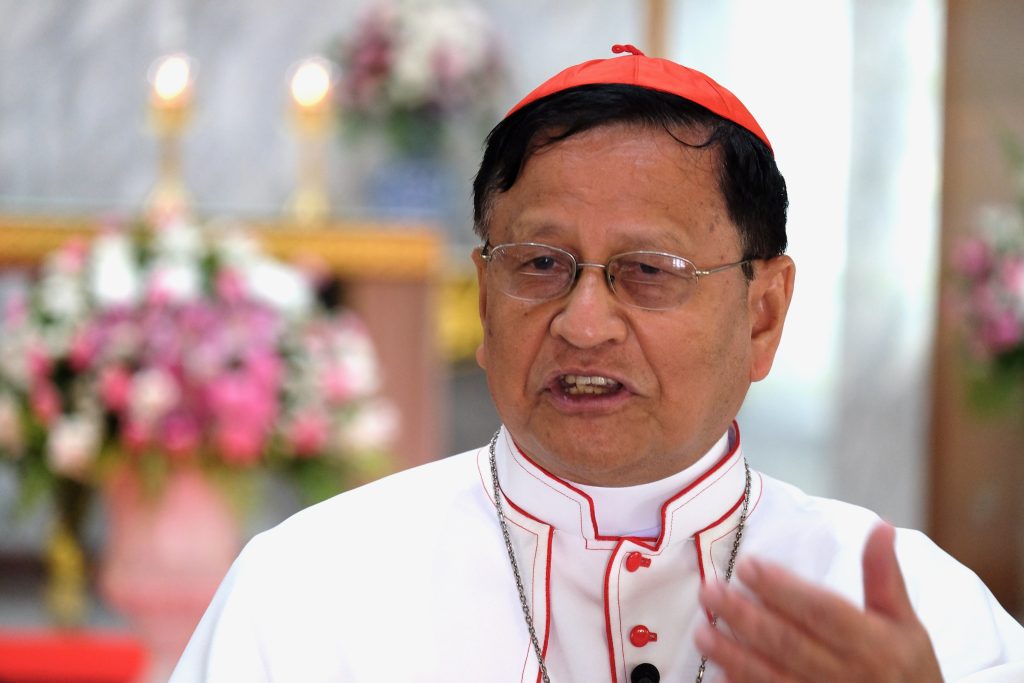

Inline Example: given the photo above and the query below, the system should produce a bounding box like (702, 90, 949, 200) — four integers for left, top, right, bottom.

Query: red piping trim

(491, 469, 554, 683)
(510, 421, 742, 544)
(693, 489, 746, 624)
(535, 529, 553, 683)
(602, 540, 625, 683)
(694, 533, 714, 623)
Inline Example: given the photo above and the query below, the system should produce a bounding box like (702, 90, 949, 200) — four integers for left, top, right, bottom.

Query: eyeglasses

(480, 241, 751, 311)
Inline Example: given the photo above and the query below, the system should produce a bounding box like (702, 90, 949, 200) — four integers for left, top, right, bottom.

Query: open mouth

(559, 374, 623, 396)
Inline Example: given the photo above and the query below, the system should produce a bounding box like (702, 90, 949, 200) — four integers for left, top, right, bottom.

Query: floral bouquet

(334, 0, 505, 155)
(0, 217, 398, 519)
(950, 134, 1024, 400)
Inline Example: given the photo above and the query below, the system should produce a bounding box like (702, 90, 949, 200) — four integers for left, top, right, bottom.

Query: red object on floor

(0, 629, 148, 683)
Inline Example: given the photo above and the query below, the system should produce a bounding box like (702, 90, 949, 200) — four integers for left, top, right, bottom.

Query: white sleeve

(896, 529, 1024, 680)
(956, 662, 1024, 683)
(168, 536, 272, 683)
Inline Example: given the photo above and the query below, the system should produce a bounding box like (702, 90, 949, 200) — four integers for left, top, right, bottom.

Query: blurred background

(0, 0, 1021, 680)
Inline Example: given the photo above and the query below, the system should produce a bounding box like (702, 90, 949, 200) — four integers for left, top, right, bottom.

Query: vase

(363, 154, 457, 226)
(98, 465, 240, 682)
(44, 478, 91, 627)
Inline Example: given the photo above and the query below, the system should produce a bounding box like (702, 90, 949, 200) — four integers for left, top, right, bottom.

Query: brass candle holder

(146, 52, 194, 220)
(285, 56, 335, 226)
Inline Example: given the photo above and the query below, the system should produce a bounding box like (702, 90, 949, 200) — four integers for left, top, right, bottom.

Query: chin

(528, 431, 645, 484)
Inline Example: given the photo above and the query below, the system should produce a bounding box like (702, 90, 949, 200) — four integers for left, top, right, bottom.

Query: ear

(748, 255, 795, 382)
(472, 247, 488, 370)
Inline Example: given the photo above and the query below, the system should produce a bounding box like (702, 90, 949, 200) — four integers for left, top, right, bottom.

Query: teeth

(561, 374, 621, 395)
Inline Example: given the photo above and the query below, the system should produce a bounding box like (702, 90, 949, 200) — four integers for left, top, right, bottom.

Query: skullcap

(506, 44, 772, 152)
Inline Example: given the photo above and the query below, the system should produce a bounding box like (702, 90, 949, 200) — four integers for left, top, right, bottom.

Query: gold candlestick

(146, 53, 194, 220)
(286, 56, 335, 226)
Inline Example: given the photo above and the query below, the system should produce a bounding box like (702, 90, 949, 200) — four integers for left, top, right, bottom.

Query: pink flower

(129, 367, 180, 425)
(68, 327, 98, 372)
(213, 419, 266, 465)
(287, 410, 330, 457)
(321, 367, 353, 404)
(952, 237, 993, 279)
(207, 372, 277, 426)
(3, 294, 27, 328)
(981, 310, 1023, 353)
(46, 414, 101, 480)
(121, 419, 151, 453)
(26, 344, 52, 383)
(245, 350, 282, 392)
(30, 382, 61, 425)
(159, 411, 202, 458)
(52, 239, 89, 276)
(99, 366, 132, 412)
(216, 268, 246, 304)
(999, 256, 1024, 294)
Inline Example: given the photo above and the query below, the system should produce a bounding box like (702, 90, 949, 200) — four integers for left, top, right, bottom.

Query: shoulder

(747, 472, 977, 597)
(257, 446, 490, 554)
(748, 473, 881, 562)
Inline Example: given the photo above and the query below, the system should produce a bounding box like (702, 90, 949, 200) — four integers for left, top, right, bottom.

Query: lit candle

(286, 56, 335, 224)
(290, 57, 333, 113)
(145, 52, 195, 218)
(150, 53, 194, 110)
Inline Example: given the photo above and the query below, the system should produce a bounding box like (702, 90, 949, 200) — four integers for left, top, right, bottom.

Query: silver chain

(488, 430, 752, 683)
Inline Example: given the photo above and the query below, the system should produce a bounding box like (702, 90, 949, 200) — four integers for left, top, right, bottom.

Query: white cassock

(171, 424, 1024, 682)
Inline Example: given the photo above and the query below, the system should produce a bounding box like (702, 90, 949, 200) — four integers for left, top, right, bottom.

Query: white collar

(492, 423, 747, 547)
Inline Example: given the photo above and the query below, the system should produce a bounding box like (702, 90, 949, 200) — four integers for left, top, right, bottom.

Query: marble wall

(0, 0, 640, 245)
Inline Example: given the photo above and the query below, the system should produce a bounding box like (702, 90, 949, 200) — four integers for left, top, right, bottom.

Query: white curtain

(672, 0, 944, 528)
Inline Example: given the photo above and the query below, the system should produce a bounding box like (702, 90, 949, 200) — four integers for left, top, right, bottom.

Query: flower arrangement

(0, 217, 398, 513)
(334, 0, 504, 155)
(951, 134, 1024, 397)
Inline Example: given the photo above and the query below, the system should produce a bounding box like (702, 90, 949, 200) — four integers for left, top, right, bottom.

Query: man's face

(474, 123, 792, 486)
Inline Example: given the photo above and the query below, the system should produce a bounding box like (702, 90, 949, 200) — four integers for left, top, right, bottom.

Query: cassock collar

(492, 423, 746, 548)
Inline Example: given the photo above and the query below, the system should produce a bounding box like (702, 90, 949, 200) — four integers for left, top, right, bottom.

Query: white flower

(334, 338, 381, 397)
(39, 272, 86, 320)
(216, 228, 263, 268)
(89, 233, 141, 308)
(129, 367, 180, 425)
(152, 218, 204, 259)
(242, 259, 313, 317)
(147, 258, 202, 303)
(0, 330, 31, 389)
(335, 399, 398, 453)
(46, 413, 101, 479)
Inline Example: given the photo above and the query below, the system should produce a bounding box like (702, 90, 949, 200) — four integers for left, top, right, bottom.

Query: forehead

(489, 123, 735, 255)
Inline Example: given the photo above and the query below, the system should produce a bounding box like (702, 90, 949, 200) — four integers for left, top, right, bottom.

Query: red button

(629, 625, 658, 647)
(625, 552, 652, 572)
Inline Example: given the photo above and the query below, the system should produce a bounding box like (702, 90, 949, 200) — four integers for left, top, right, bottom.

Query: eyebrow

(504, 221, 697, 256)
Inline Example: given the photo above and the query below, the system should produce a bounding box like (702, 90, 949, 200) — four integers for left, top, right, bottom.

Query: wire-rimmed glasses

(480, 241, 750, 311)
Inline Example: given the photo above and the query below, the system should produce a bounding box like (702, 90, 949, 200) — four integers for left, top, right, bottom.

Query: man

(172, 46, 1024, 682)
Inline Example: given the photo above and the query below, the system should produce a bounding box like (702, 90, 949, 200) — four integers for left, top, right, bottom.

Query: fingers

(699, 580, 842, 679)
(862, 522, 914, 621)
(694, 619, 792, 683)
(733, 557, 868, 650)
(695, 525, 945, 683)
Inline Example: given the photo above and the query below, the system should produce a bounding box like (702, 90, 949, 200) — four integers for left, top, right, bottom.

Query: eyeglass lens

(486, 244, 697, 310)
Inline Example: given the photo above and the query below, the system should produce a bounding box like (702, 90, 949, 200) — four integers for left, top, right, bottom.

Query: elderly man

(172, 47, 1024, 682)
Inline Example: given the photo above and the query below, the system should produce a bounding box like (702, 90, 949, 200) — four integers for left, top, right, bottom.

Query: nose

(549, 265, 628, 348)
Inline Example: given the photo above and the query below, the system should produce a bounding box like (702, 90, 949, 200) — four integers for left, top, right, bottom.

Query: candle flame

(153, 54, 192, 102)
(291, 59, 332, 109)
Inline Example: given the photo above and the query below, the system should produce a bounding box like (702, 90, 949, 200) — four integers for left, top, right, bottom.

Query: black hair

(471, 84, 788, 277)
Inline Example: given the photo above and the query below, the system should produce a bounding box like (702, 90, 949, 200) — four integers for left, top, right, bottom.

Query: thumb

(862, 522, 915, 621)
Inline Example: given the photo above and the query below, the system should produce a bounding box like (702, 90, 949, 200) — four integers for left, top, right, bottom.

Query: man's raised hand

(695, 522, 944, 682)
